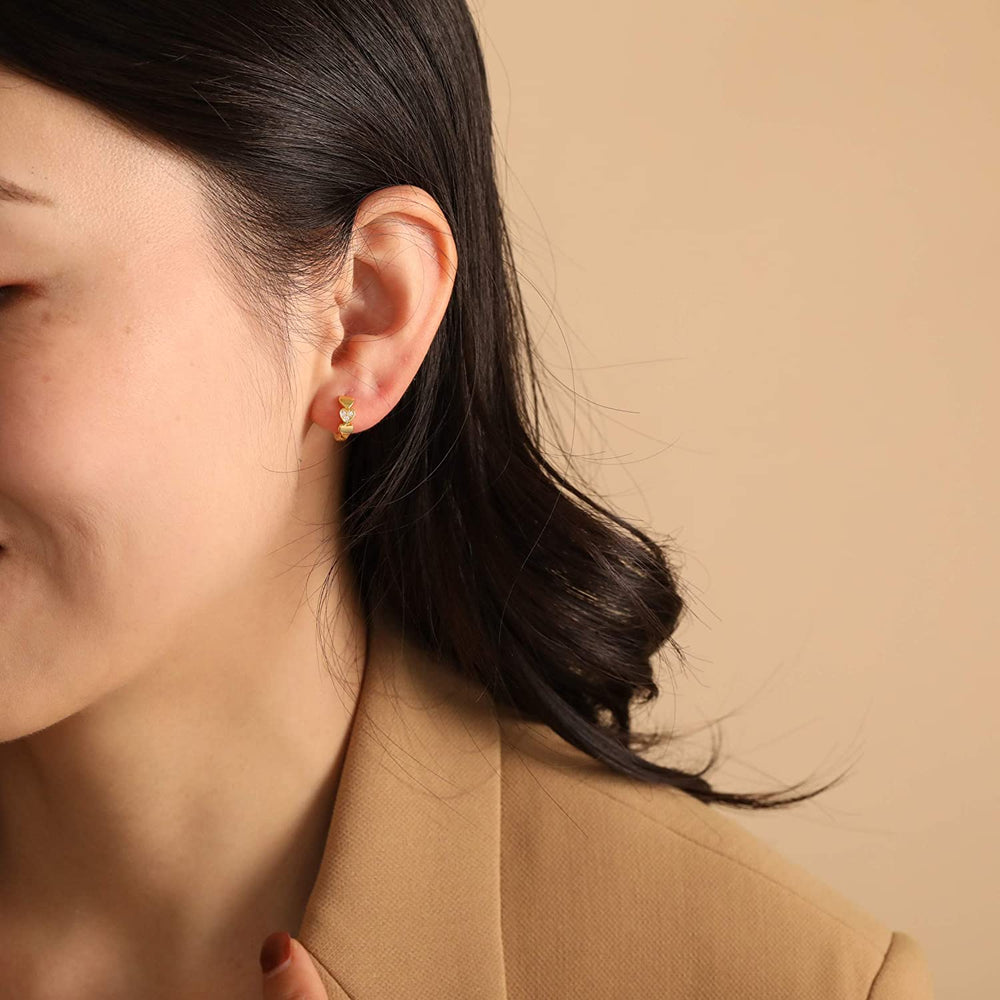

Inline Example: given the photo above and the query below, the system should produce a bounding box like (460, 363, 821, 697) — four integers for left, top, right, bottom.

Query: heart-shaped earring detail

(335, 395, 356, 442)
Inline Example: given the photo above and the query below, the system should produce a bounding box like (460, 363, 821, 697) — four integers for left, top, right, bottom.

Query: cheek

(0, 304, 247, 560)
(0, 297, 279, 737)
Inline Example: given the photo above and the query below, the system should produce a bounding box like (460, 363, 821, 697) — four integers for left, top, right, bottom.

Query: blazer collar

(297, 610, 508, 999)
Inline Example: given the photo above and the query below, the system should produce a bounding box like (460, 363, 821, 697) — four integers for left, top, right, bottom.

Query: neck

(0, 557, 366, 991)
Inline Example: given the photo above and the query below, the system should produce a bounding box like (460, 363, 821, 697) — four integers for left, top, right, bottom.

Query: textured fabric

(296, 612, 935, 998)
(867, 932, 936, 999)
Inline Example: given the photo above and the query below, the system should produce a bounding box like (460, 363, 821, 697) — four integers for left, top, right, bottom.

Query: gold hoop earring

(333, 395, 356, 441)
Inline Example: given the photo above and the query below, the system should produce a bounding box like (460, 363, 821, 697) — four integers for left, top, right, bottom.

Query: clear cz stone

(339, 408, 355, 423)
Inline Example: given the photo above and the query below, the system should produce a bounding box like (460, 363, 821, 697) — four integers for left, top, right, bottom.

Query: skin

(0, 65, 457, 998)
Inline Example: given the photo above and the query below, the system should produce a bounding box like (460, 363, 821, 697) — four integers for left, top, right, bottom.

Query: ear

(306, 185, 458, 439)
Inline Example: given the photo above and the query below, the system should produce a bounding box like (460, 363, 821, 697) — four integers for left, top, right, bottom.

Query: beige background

(475, 1, 998, 995)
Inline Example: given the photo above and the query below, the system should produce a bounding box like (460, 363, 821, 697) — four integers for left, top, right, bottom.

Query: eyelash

(0, 286, 20, 305)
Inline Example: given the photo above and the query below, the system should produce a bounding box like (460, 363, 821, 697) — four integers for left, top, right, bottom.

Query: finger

(260, 930, 328, 999)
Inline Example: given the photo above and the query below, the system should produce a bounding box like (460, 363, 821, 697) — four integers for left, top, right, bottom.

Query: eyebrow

(0, 176, 56, 207)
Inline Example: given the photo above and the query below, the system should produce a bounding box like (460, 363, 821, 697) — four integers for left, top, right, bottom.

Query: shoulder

(496, 715, 934, 1000)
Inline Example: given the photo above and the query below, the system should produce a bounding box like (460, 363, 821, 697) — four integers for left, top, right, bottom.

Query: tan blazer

(296, 613, 935, 998)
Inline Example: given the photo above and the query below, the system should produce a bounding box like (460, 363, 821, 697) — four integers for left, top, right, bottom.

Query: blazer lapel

(297, 610, 508, 999)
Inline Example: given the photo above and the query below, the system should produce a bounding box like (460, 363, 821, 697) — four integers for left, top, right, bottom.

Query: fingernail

(260, 930, 292, 977)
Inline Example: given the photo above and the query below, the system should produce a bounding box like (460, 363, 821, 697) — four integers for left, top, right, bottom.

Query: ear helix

(333, 395, 356, 442)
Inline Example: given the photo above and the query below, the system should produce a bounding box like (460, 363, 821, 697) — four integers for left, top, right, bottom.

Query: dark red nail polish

(260, 930, 292, 975)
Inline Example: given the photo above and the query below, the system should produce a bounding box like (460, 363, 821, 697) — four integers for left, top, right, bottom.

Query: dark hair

(0, 0, 856, 810)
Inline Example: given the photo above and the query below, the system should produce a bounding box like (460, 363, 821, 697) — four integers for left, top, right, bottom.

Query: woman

(0, 2, 933, 997)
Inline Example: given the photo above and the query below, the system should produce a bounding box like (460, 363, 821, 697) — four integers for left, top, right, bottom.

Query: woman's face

(0, 67, 338, 740)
